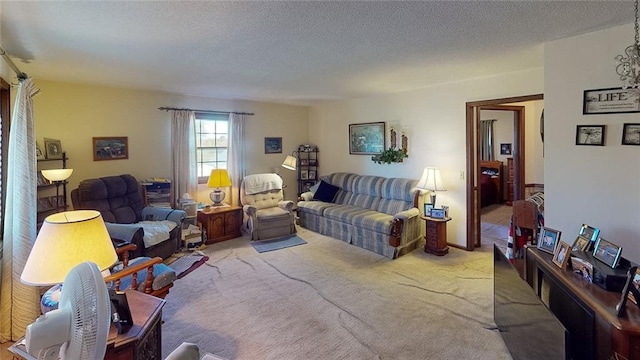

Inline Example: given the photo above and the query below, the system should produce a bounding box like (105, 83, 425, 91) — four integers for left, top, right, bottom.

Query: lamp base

(430, 193, 437, 208)
(209, 190, 226, 206)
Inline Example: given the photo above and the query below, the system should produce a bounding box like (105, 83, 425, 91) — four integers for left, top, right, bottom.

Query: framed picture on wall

(575, 125, 605, 146)
(264, 137, 282, 154)
(583, 87, 640, 115)
(500, 143, 512, 155)
(349, 122, 385, 155)
(93, 137, 129, 161)
(622, 123, 640, 145)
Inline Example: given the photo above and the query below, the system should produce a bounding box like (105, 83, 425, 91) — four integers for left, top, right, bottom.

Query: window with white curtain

(195, 112, 229, 184)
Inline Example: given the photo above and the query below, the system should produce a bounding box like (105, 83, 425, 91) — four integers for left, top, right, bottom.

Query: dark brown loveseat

(71, 174, 185, 259)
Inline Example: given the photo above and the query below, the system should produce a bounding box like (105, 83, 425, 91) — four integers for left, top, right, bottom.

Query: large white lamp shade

(21, 210, 117, 286)
(281, 155, 297, 171)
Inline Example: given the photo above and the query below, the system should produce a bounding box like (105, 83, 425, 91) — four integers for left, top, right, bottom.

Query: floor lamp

(41, 168, 73, 212)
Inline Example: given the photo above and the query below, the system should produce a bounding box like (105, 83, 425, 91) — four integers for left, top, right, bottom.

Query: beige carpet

(161, 228, 511, 359)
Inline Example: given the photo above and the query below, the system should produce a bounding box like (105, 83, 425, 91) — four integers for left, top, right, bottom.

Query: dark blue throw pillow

(314, 180, 340, 203)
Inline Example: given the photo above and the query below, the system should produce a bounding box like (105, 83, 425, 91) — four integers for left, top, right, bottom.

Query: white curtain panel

(480, 119, 496, 161)
(171, 110, 197, 204)
(0, 78, 42, 342)
(227, 113, 246, 206)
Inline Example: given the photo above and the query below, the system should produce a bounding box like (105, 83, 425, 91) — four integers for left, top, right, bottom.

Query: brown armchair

(104, 243, 175, 299)
(71, 174, 186, 259)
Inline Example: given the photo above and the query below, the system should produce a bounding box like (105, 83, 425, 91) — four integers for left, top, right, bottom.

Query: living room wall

(308, 68, 544, 248)
(545, 23, 640, 263)
(31, 80, 309, 206)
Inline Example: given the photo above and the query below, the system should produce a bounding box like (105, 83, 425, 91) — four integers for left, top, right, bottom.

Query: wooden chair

(104, 243, 175, 299)
(512, 199, 540, 245)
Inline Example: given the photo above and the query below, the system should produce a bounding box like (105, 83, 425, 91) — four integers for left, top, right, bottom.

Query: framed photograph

(593, 237, 623, 269)
(583, 87, 640, 115)
(44, 138, 63, 159)
(575, 125, 605, 146)
(300, 170, 309, 180)
(500, 143, 512, 155)
(93, 137, 128, 161)
(37, 197, 53, 212)
(424, 203, 433, 216)
(300, 159, 309, 166)
(537, 226, 562, 255)
(553, 241, 572, 269)
(36, 171, 50, 186)
(572, 235, 591, 252)
(264, 137, 282, 154)
(628, 268, 640, 304)
(309, 159, 317, 166)
(36, 142, 46, 160)
(430, 208, 445, 219)
(579, 224, 600, 241)
(571, 256, 593, 283)
(349, 122, 385, 155)
(622, 123, 640, 145)
(308, 170, 316, 180)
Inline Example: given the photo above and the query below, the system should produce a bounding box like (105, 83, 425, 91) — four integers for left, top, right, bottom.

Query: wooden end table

(422, 215, 452, 256)
(197, 205, 242, 244)
(9, 290, 165, 360)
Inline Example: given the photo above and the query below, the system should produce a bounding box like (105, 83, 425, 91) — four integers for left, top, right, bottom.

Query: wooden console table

(525, 246, 640, 360)
(422, 216, 451, 256)
(9, 290, 165, 360)
(197, 205, 242, 244)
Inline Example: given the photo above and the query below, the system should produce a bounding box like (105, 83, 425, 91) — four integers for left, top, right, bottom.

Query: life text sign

(583, 87, 640, 114)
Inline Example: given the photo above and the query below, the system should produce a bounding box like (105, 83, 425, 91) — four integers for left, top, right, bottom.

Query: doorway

(465, 94, 544, 251)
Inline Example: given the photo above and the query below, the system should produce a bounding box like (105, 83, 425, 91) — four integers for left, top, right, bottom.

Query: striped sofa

(297, 173, 421, 258)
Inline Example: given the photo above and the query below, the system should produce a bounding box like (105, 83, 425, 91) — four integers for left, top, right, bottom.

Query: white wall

(32, 80, 309, 206)
(545, 23, 640, 263)
(309, 68, 544, 248)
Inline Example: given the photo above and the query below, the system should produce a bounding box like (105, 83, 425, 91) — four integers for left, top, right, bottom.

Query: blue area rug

(252, 235, 307, 253)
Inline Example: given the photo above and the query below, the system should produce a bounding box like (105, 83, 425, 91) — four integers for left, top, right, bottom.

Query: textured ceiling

(0, 1, 633, 105)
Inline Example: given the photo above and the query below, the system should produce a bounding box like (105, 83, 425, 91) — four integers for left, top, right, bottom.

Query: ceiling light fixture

(615, 0, 640, 92)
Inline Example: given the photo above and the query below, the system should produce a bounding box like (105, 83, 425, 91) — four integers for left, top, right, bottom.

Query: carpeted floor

(161, 228, 511, 359)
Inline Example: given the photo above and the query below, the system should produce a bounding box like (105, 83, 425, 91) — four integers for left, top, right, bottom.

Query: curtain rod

(0, 45, 28, 81)
(158, 106, 254, 116)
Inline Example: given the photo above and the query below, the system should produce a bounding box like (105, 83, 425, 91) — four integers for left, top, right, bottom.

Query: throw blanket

(244, 173, 283, 194)
(138, 220, 177, 248)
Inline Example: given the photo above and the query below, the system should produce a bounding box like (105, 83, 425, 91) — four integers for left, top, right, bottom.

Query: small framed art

(571, 236, 590, 252)
(500, 143, 512, 155)
(300, 170, 309, 180)
(593, 237, 622, 269)
(424, 203, 433, 216)
(578, 224, 600, 241)
(627, 267, 640, 305)
(93, 137, 128, 161)
(264, 137, 282, 154)
(552, 241, 572, 269)
(575, 125, 605, 146)
(622, 123, 640, 145)
(537, 227, 562, 255)
(44, 138, 63, 159)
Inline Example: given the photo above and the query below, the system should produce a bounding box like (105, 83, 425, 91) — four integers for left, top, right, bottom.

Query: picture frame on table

(622, 123, 640, 145)
(93, 137, 128, 161)
(424, 203, 433, 216)
(308, 170, 316, 180)
(300, 170, 309, 180)
(37, 197, 53, 212)
(571, 235, 591, 252)
(264, 137, 283, 154)
(627, 267, 640, 305)
(44, 138, 63, 159)
(583, 87, 640, 115)
(593, 237, 623, 269)
(578, 223, 600, 251)
(349, 122, 385, 155)
(430, 208, 445, 219)
(537, 226, 562, 255)
(36, 142, 46, 160)
(575, 125, 605, 146)
(300, 159, 309, 166)
(552, 241, 572, 269)
(309, 159, 318, 166)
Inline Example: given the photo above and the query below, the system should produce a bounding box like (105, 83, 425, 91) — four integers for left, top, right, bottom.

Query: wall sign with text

(583, 87, 640, 114)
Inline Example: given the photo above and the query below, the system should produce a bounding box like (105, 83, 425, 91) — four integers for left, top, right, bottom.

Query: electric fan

(25, 261, 111, 360)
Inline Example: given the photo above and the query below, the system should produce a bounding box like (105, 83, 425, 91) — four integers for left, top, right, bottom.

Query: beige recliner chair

(240, 173, 296, 240)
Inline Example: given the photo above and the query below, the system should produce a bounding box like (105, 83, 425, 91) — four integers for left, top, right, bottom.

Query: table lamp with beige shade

(21, 210, 117, 313)
(416, 167, 447, 208)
